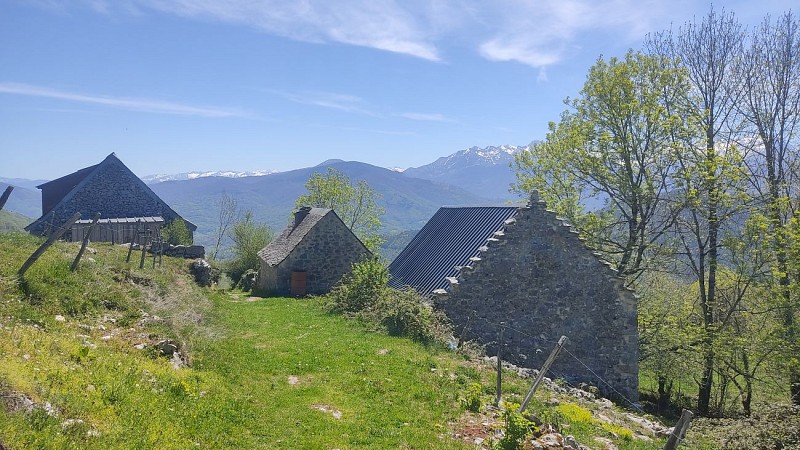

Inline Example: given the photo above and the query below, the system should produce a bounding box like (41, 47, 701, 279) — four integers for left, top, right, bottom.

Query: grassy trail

(194, 294, 472, 449)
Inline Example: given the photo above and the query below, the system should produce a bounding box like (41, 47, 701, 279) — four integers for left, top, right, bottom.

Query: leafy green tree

(295, 168, 384, 251)
(513, 51, 692, 282)
(227, 211, 274, 282)
(737, 10, 800, 405)
(162, 218, 192, 246)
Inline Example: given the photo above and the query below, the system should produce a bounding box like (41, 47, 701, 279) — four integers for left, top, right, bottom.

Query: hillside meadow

(1, 232, 676, 449)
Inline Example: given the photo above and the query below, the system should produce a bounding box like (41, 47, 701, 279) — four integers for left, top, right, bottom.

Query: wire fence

(466, 314, 672, 430)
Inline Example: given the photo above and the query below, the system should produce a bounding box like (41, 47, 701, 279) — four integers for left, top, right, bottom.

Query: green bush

(493, 402, 536, 450)
(325, 259, 452, 344)
(226, 211, 273, 282)
(162, 219, 193, 246)
(368, 289, 451, 344)
(460, 382, 484, 412)
(326, 257, 389, 314)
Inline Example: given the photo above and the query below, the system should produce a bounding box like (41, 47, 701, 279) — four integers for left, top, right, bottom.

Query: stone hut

(257, 207, 371, 296)
(25, 153, 196, 242)
(389, 196, 639, 403)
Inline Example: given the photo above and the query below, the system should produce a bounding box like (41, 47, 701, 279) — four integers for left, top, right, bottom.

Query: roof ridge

(435, 193, 637, 298)
(26, 154, 196, 233)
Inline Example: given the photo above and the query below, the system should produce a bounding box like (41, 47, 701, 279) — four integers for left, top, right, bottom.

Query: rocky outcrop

(190, 259, 213, 286)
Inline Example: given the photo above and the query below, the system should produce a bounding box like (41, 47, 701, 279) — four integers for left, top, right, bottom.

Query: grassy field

(0, 232, 668, 449)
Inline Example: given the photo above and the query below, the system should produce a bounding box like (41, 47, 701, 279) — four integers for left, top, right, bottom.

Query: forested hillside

(512, 9, 800, 418)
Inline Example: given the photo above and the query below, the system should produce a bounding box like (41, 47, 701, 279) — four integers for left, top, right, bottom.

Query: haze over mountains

(0, 144, 530, 252)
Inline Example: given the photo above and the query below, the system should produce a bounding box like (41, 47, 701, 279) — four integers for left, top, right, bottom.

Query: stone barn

(25, 153, 196, 242)
(257, 207, 371, 296)
(388, 195, 639, 403)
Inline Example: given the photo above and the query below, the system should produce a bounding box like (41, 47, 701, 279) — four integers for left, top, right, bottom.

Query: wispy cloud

(266, 89, 379, 116)
(120, 0, 441, 61)
(39, 0, 673, 68)
(0, 82, 249, 117)
(398, 112, 456, 123)
(476, 0, 668, 68)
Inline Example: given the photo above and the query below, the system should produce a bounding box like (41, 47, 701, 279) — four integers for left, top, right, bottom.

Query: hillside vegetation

(0, 232, 672, 449)
(0, 211, 31, 232)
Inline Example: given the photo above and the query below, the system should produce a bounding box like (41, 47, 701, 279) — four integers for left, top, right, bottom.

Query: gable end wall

(261, 214, 370, 296)
(435, 200, 639, 403)
(29, 161, 184, 236)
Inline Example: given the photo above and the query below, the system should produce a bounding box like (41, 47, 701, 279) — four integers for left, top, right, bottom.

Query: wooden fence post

(138, 228, 148, 269)
(71, 213, 101, 272)
(18, 212, 81, 277)
(663, 409, 694, 450)
(126, 220, 140, 263)
(496, 322, 505, 407)
(519, 335, 568, 413)
(0, 186, 13, 211)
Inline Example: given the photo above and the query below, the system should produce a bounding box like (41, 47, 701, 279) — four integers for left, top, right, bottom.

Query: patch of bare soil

(311, 404, 342, 419)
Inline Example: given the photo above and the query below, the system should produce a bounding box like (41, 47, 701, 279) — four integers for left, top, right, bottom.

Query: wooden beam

(19, 212, 81, 277)
(519, 335, 568, 413)
(0, 186, 13, 211)
(663, 409, 694, 450)
(71, 213, 101, 272)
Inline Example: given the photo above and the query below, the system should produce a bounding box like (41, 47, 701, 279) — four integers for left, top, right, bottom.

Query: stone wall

(261, 213, 370, 296)
(29, 160, 185, 237)
(434, 196, 639, 403)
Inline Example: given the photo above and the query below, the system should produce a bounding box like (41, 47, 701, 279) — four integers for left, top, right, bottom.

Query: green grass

(0, 231, 668, 449)
(0, 210, 31, 231)
(194, 295, 472, 449)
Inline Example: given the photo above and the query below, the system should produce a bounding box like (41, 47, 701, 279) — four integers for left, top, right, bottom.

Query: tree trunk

(698, 348, 714, 416)
(657, 376, 672, 412)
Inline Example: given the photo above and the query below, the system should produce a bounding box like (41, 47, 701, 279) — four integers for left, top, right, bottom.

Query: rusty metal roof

(388, 206, 518, 295)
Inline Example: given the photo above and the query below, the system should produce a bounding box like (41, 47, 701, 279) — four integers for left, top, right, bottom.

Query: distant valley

(0, 144, 530, 255)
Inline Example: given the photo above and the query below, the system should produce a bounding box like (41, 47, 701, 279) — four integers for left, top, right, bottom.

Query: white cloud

(266, 89, 378, 116)
(131, 0, 441, 61)
(36, 0, 677, 68)
(0, 82, 249, 117)
(398, 112, 455, 123)
(475, 0, 668, 68)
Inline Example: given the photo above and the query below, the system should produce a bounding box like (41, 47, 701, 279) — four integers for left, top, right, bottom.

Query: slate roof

(74, 216, 164, 225)
(25, 153, 196, 233)
(388, 206, 518, 295)
(257, 207, 333, 266)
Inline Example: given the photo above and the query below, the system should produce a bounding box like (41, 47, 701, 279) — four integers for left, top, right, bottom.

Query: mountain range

(141, 170, 278, 184)
(0, 145, 530, 252)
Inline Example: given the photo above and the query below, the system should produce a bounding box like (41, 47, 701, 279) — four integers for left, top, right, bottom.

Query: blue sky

(0, 0, 795, 180)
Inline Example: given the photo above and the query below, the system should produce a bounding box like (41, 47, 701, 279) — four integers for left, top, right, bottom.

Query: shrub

(367, 289, 451, 344)
(493, 402, 536, 450)
(460, 382, 484, 413)
(162, 219, 193, 246)
(325, 259, 452, 344)
(226, 211, 273, 282)
(326, 257, 389, 314)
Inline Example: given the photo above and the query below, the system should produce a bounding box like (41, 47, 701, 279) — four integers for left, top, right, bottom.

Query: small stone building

(257, 207, 371, 296)
(389, 195, 639, 403)
(25, 153, 196, 241)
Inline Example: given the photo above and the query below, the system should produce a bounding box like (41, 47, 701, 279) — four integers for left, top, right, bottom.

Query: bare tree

(737, 11, 800, 405)
(211, 192, 238, 260)
(647, 6, 747, 416)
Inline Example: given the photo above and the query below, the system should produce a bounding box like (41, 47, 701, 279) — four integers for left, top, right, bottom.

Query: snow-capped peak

(142, 170, 277, 184)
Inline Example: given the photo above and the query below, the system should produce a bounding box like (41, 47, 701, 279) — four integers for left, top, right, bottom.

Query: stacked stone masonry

(29, 158, 184, 236)
(258, 212, 370, 296)
(434, 197, 639, 403)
